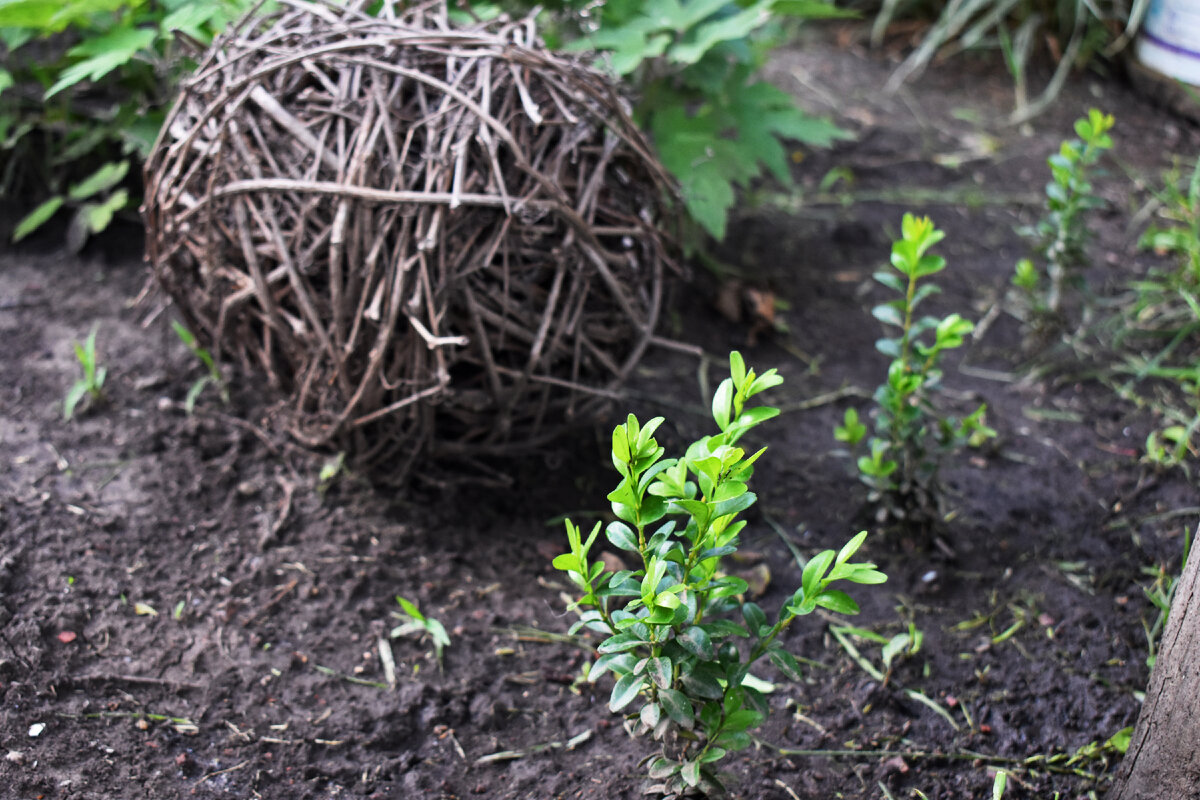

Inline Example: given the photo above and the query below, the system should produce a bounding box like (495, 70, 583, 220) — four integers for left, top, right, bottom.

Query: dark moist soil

(3, 25, 1199, 800)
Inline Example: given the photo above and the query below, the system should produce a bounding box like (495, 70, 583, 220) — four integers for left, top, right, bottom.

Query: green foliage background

(0, 0, 255, 244)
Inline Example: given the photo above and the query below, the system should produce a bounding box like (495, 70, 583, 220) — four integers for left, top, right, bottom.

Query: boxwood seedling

(1017, 108, 1115, 316)
(835, 214, 994, 530)
(557, 352, 886, 797)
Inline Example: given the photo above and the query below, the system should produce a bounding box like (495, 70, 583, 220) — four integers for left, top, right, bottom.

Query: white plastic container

(1137, 0, 1200, 86)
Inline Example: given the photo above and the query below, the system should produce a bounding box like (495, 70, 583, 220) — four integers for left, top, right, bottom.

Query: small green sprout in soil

(318, 452, 347, 495)
(1015, 108, 1115, 318)
(172, 320, 228, 414)
(1140, 524, 1193, 668)
(835, 214, 995, 531)
(64, 325, 106, 420)
(391, 595, 450, 667)
(557, 351, 886, 797)
(992, 769, 1007, 799)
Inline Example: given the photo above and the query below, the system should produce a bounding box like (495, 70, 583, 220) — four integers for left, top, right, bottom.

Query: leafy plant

(560, 0, 852, 241)
(1107, 156, 1200, 471)
(64, 325, 107, 420)
(835, 214, 994, 529)
(1, 0, 254, 243)
(1140, 155, 1200, 285)
(391, 595, 451, 667)
(556, 351, 886, 797)
(171, 320, 228, 413)
(1015, 108, 1115, 316)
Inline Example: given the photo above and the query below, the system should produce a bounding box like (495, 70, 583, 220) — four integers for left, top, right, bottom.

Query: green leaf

(77, 188, 128, 235)
(681, 668, 725, 700)
(68, 161, 129, 201)
(701, 619, 749, 638)
(1105, 726, 1133, 755)
(659, 687, 694, 727)
(707, 576, 749, 601)
(589, 652, 636, 682)
(598, 632, 646, 654)
(552, 553, 579, 573)
(730, 351, 747, 387)
(680, 759, 701, 788)
(647, 656, 673, 690)
(815, 589, 860, 615)
(611, 423, 631, 465)
(722, 708, 763, 734)
(605, 521, 638, 552)
(837, 531, 868, 564)
(712, 491, 755, 520)
(742, 602, 769, 636)
(609, 672, 645, 712)
(64, 380, 88, 420)
(678, 626, 715, 660)
(801, 549, 835, 598)
(992, 770, 1007, 800)
(395, 595, 424, 622)
(0, 68, 12, 96)
(871, 303, 904, 327)
(772, 0, 859, 17)
(668, 1, 772, 65)
(14, 196, 65, 242)
(712, 378, 734, 430)
(161, 2, 223, 40)
(648, 757, 680, 779)
(47, 26, 158, 99)
(640, 701, 662, 730)
(769, 648, 804, 681)
(184, 376, 211, 414)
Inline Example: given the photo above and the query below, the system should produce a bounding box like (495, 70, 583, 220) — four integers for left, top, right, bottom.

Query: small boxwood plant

(1014, 108, 1115, 317)
(835, 214, 994, 530)
(556, 352, 886, 797)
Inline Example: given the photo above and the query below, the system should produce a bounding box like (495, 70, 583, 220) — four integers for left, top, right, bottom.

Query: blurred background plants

(0, 0, 254, 245)
(852, 0, 1146, 121)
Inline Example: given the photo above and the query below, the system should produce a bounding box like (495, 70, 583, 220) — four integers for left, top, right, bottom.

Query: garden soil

(2, 25, 1198, 800)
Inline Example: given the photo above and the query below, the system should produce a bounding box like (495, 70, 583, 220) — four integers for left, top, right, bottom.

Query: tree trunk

(1109, 539, 1200, 800)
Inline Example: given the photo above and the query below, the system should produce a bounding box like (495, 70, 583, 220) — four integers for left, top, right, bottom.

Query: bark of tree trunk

(1109, 538, 1200, 800)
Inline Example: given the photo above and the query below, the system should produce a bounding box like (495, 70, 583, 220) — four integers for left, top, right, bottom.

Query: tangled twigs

(144, 0, 676, 484)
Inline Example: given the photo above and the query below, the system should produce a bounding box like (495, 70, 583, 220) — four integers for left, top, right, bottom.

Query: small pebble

(27, 723, 44, 738)
(6, 750, 26, 765)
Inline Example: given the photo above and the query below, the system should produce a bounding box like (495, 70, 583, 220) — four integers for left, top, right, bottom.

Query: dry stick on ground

(144, 0, 677, 483)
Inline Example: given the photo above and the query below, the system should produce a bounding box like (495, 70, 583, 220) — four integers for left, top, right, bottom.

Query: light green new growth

(557, 352, 886, 796)
(391, 595, 451, 665)
(64, 325, 107, 420)
(172, 320, 229, 414)
(835, 214, 994, 528)
(1017, 108, 1115, 315)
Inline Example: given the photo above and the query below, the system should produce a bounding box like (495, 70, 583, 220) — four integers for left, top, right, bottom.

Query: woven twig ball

(144, 0, 674, 483)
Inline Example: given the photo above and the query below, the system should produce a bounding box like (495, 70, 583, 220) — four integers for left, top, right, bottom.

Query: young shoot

(391, 595, 450, 668)
(1017, 108, 1115, 316)
(835, 214, 995, 531)
(557, 352, 886, 797)
(65, 325, 107, 420)
(172, 320, 229, 414)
